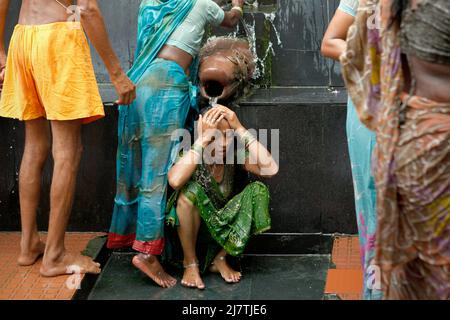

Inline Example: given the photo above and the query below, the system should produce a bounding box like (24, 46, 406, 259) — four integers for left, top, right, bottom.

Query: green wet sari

(165, 162, 271, 272)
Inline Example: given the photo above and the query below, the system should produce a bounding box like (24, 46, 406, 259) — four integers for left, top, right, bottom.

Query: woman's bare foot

(132, 254, 177, 288)
(209, 256, 241, 283)
(18, 239, 46, 266)
(181, 261, 205, 290)
(40, 252, 101, 277)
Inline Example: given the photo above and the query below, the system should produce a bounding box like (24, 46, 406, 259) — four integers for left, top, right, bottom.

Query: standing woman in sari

(341, 0, 450, 299)
(107, 0, 244, 288)
(321, 0, 382, 300)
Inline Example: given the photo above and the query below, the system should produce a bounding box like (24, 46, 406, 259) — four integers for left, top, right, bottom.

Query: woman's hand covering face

(211, 105, 244, 130)
(197, 109, 225, 143)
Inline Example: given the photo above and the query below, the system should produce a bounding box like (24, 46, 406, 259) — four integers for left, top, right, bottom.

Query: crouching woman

(166, 105, 279, 289)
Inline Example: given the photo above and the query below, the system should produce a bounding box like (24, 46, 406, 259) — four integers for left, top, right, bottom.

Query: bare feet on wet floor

(132, 254, 177, 288)
(209, 256, 242, 283)
(40, 252, 101, 277)
(17, 237, 46, 266)
(181, 261, 205, 290)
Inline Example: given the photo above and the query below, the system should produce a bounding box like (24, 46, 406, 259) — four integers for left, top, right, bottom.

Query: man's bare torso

(19, 0, 73, 25)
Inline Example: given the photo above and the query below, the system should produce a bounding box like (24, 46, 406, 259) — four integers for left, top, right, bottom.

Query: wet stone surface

(88, 253, 330, 300)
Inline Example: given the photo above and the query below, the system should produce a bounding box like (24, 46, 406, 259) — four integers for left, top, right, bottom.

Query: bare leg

(131, 254, 177, 288)
(209, 249, 242, 283)
(18, 118, 50, 266)
(176, 194, 205, 289)
(40, 120, 100, 277)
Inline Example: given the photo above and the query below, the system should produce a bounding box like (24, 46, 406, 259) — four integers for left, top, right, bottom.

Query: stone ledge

(239, 87, 347, 106)
(99, 84, 348, 107)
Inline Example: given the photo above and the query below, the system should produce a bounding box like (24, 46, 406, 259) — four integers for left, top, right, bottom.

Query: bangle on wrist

(191, 142, 204, 157)
(190, 149, 201, 158)
(231, 6, 243, 16)
(198, 136, 212, 148)
(239, 130, 251, 143)
(240, 130, 257, 149)
(235, 126, 246, 136)
(246, 137, 257, 149)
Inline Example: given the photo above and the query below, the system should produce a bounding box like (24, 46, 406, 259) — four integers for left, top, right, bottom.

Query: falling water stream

(264, 12, 282, 47)
(209, 96, 219, 107)
(241, 15, 280, 81)
(227, 1, 282, 81)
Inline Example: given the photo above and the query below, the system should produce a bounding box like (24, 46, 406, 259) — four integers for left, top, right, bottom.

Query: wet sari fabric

(339, 0, 381, 300)
(108, 0, 198, 254)
(341, 0, 450, 299)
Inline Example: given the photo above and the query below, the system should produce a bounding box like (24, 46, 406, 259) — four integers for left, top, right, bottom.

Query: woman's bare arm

(237, 127, 279, 178)
(77, 0, 136, 105)
(221, 0, 244, 28)
(168, 115, 222, 190)
(168, 140, 204, 191)
(321, 9, 355, 61)
(213, 105, 279, 178)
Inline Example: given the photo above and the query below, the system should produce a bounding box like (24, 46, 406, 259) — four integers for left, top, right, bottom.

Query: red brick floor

(1, 233, 365, 300)
(325, 236, 364, 300)
(0, 232, 104, 300)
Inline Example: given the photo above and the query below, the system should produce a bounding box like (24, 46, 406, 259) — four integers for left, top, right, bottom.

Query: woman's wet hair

(200, 106, 214, 116)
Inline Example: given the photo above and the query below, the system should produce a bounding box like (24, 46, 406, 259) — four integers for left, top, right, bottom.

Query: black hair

(391, 0, 409, 25)
(200, 106, 213, 116)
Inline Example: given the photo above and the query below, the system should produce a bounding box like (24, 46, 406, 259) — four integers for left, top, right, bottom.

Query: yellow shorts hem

(0, 109, 105, 125)
(46, 112, 106, 125)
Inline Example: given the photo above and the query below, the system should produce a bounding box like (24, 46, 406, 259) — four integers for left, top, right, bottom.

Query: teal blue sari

(108, 0, 199, 255)
(346, 98, 381, 300)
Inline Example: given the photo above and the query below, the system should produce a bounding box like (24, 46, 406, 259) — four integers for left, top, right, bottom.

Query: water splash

(231, 22, 240, 38)
(223, 3, 282, 82)
(328, 87, 340, 95)
(259, 42, 275, 77)
(264, 12, 282, 47)
(209, 96, 219, 107)
(263, 13, 280, 46)
(245, 0, 259, 9)
(240, 14, 260, 80)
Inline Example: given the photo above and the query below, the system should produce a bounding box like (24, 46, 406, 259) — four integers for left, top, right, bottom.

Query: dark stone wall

(3, 0, 344, 87)
(237, 88, 354, 234)
(0, 1, 356, 235)
(0, 109, 119, 231)
(268, 0, 344, 86)
(90, 0, 345, 88)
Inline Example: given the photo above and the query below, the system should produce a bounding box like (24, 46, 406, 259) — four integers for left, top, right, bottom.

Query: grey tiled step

(87, 253, 330, 300)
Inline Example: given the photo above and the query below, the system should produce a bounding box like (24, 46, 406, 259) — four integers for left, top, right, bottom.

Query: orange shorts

(0, 22, 104, 124)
